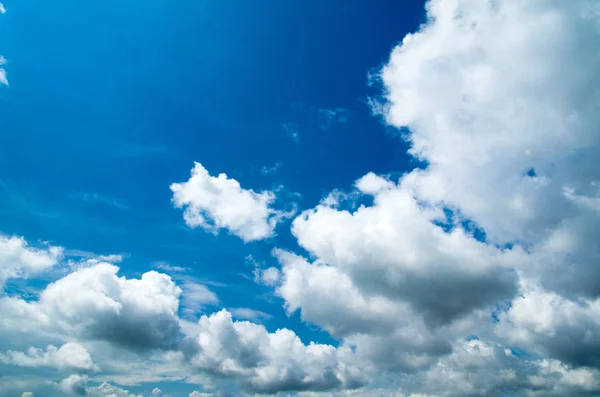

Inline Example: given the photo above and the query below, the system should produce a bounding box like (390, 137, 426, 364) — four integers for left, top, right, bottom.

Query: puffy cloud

(88, 382, 143, 397)
(151, 388, 163, 397)
(379, 0, 600, 297)
(0, 235, 63, 290)
(289, 179, 520, 327)
(171, 162, 292, 242)
(257, 0, 600, 393)
(253, 266, 280, 287)
(58, 374, 88, 395)
(21, 393, 35, 397)
(0, 261, 182, 350)
(0, 342, 97, 372)
(497, 281, 600, 368)
(185, 310, 364, 393)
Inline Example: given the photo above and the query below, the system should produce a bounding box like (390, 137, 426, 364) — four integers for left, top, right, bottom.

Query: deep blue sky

(0, 0, 426, 344)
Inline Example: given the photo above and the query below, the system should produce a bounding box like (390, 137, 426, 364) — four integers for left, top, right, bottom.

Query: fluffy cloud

(497, 281, 600, 368)
(58, 374, 88, 395)
(1, 261, 182, 350)
(171, 162, 292, 242)
(258, 0, 600, 394)
(0, 342, 97, 372)
(0, 235, 63, 290)
(379, 0, 600, 297)
(184, 310, 364, 393)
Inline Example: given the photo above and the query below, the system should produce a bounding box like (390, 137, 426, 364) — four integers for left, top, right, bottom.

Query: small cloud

(0, 56, 6, 86)
(260, 162, 281, 176)
(318, 107, 350, 130)
(0, 3, 5, 14)
(282, 122, 301, 145)
(180, 281, 219, 318)
(63, 249, 125, 263)
(154, 261, 190, 273)
(229, 307, 273, 322)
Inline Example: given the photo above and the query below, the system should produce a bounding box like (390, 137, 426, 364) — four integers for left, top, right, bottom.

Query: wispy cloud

(260, 162, 281, 176)
(282, 122, 301, 145)
(180, 281, 219, 318)
(229, 307, 273, 322)
(154, 261, 190, 273)
(78, 192, 131, 212)
(318, 107, 350, 130)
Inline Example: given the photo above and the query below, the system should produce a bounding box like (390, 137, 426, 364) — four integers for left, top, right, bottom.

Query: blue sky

(0, 0, 424, 344)
(1, 1, 600, 397)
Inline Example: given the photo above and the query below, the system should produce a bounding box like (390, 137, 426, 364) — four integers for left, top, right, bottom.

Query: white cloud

(0, 260, 182, 350)
(0, 3, 5, 14)
(380, 0, 600, 249)
(180, 280, 219, 318)
(258, 0, 600, 394)
(21, 393, 34, 397)
(58, 374, 88, 395)
(185, 309, 364, 393)
(0, 342, 97, 372)
(229, 307, 273, 322)
(171, 162, 292, 242)
(151, 388, 163, 397)
(154, 262, 189, 273)
(0, 235, 63, 290)
(253, 266, 280, 287)
(189, 392, 213, 397)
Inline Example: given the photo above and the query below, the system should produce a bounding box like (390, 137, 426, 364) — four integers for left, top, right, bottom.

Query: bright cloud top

(171, 162, 292, 242)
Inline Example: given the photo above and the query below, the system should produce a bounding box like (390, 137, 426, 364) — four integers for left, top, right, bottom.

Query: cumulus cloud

(171, 162, 293, 242)
(0, 261, 182, 350)
(0, 342, 97, 372)
(58, 374, 88, 395)
(0, 235, 63, 290)
(184, 310, 364, 393)
(256, 0, 600, 394)
(379, 0, 600, 291)
(497, 281, 600, 368)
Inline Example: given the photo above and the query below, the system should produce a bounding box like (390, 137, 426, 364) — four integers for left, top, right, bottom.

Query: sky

(0, 0, 599, 396)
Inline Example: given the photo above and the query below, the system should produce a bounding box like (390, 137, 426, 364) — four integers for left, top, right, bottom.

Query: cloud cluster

(1, 262, 182, 351)
(0, 342, 97, 372)
(184, 310, 364, 393)
(3, 0, 600, 396)
(261, 0, 600, 395)
(171, 162, 291, 242)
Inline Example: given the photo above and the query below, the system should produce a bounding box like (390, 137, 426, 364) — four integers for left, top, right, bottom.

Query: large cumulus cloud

(1, 262, 182, 351)
(184, 310, 364, 393)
